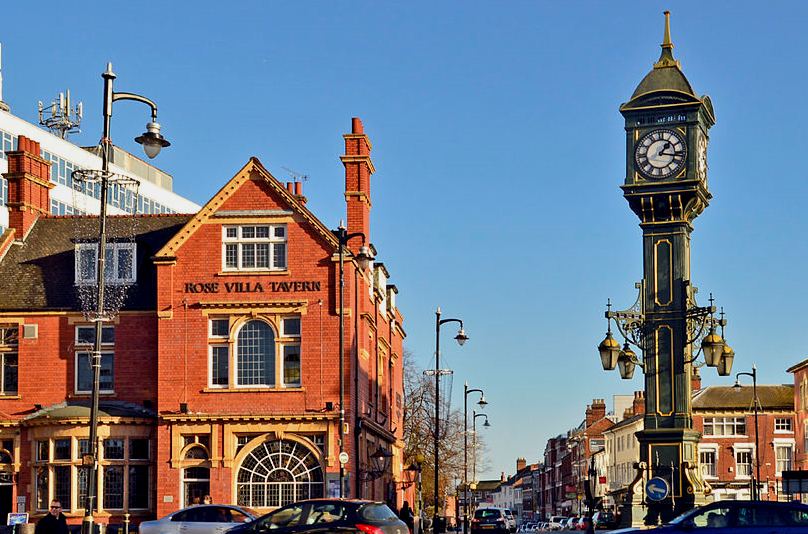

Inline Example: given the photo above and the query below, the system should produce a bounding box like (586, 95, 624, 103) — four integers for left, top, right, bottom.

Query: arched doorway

(236, 438, 323, 508)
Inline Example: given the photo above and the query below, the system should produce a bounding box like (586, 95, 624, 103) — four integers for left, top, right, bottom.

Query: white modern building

(0, 48, 199, 232)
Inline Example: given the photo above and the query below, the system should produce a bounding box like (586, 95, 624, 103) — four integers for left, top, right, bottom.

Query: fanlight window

(236, 439, 323, 508)
(184, 446, 209, 460)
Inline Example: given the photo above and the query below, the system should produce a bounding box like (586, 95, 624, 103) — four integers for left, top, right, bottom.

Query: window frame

(0, 325, 18, 396)
(774, 417, 793, 433)
(32, 436, 151, 513)
(221, 225, 287, 272)
(74, 325, 116, 395)
(703, 416, 747, 437)
(699, 446, 718, 479)
(774, 440, 795, 475)
(734, 446, 754, 479)
(74, 242, 137, 285)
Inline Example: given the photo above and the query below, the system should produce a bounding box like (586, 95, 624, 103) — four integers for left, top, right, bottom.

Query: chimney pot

(352, 117, 363, 134)
(295, 181, 302, 196)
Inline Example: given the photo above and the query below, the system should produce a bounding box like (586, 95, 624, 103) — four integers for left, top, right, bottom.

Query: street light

(333, 222, 374, 497)
(471, 410, 490, 514)
(463, 384, 487, 534)
(597, 292, 732, 380)
(434, 308, 468, 533)
(76, 63, 170, 534)
(734, 365, 760, 500)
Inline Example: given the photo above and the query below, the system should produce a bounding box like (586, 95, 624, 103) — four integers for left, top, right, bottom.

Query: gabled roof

(692, 385, 794, 411)
(155, 157, 338, 259)
(0, 215, 190, 311)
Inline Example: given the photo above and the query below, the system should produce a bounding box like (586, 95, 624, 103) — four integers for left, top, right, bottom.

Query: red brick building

(0, 118, 405, 525)
(692, 385, 795, 501)
(787, 358, 808, 472)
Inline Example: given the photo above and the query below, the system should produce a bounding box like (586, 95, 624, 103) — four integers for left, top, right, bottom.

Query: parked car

(139, 504, 258, 534)
(547, 516, 567, 531)
(471, 508, 510, 534)
(591, 511, 615, 530)
(564, 517, 579, 530)
(576, 516, 591, 530)
(227, 499, 406, 534)
(611, 500, 808, 533)
(503, 508, 517, 532)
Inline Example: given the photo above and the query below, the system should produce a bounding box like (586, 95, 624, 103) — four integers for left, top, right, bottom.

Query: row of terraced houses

(475, 365, 808, 524)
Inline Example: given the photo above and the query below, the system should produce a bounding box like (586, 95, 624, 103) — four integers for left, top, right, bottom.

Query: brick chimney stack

(516, 457, 527, 472)
(586, 398, 607, 427)
(3, 136, 52, 239)
(340, 117, 375, 250)
(632, 391, 645, 416)
(691, 366, 702, 392)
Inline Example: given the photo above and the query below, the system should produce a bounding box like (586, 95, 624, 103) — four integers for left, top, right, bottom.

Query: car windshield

(668, 505, 731, 527)
(360, 503, 399, 522)
(475, 509, 501, 519)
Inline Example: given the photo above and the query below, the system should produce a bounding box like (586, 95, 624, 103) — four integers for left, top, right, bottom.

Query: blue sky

(3, 1, 808, 480)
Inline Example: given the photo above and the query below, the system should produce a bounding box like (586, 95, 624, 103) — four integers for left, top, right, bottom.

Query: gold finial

(654, 10, 681, 69)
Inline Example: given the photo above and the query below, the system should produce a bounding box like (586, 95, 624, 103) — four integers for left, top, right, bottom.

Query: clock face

(634, 129, 687, 179)
(697, 135, 708, 180)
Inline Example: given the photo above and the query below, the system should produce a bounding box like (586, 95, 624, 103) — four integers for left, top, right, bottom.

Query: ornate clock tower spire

(600, 11, 730, 526)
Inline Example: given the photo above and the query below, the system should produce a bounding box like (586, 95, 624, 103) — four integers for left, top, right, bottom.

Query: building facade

(0, 117, 405, 525)
(693, 385, 795, 501)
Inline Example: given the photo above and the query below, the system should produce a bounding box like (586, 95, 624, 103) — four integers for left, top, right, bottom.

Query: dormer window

(222, 225, 287, 272)
(74, 243, 137, 285)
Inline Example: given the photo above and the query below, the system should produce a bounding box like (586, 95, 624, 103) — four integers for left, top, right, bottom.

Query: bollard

(124, 514, 130, 534)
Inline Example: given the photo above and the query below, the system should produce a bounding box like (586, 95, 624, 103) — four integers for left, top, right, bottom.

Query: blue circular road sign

(645, 477, 669, 501)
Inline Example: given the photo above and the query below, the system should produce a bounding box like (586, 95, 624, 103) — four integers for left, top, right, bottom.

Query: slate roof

(0, 215, 191, 311)
(604, 413, 643, 433)
(692, 385, 794, 411)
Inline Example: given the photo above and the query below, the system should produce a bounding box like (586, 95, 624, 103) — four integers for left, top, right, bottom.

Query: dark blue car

(612, 500, 808, 532)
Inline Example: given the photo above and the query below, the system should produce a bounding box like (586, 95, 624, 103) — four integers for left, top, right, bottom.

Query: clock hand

(657, 142, 671, 157)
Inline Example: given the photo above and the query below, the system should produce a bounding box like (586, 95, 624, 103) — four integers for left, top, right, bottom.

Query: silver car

(139, 504, 258, 534)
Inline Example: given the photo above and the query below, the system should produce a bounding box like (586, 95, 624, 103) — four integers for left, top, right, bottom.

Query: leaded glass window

(236, 439, 323, 508)
(237, 321, 275, 386)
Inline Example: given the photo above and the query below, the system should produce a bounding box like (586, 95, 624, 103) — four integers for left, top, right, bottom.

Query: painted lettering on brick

(183, 281, 320, 293)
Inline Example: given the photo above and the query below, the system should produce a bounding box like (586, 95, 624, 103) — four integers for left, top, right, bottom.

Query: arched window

(236, 439, 323, 508)
(237, 321, 275, 386)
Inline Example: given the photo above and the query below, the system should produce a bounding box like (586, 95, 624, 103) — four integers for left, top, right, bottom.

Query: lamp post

(333, 222, 373, 497)
(433, 308, 468, 533)
(464, 384, 487, 534)
(734, 365, 760, 500)
(78, 63, 170, 534)
(471, 411, 490, 493)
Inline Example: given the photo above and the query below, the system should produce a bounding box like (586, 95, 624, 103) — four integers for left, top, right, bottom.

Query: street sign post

(645, 477, 669, 502)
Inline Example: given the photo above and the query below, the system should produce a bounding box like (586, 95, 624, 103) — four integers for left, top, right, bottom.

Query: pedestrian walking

(34, 500, 68, 534)
(399, 501, 414, 533)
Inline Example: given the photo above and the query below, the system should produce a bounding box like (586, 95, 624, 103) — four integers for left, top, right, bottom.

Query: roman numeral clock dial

(634, 128, 687, 179)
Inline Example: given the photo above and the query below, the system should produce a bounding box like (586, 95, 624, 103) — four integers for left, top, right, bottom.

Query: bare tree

(403, 350, 487, 511)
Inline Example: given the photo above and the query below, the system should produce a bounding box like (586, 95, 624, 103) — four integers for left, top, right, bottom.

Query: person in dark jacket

(35, 500, 68, 534)
(399, 501, 414, 533)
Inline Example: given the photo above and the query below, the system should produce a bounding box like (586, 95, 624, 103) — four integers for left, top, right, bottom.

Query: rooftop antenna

(281, 166, 310, 184)
(0, 44, 9, 112)
(38, 89, 82, 139)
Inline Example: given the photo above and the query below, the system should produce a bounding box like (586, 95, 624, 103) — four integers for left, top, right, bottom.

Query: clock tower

(618, 11, 716, 525)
